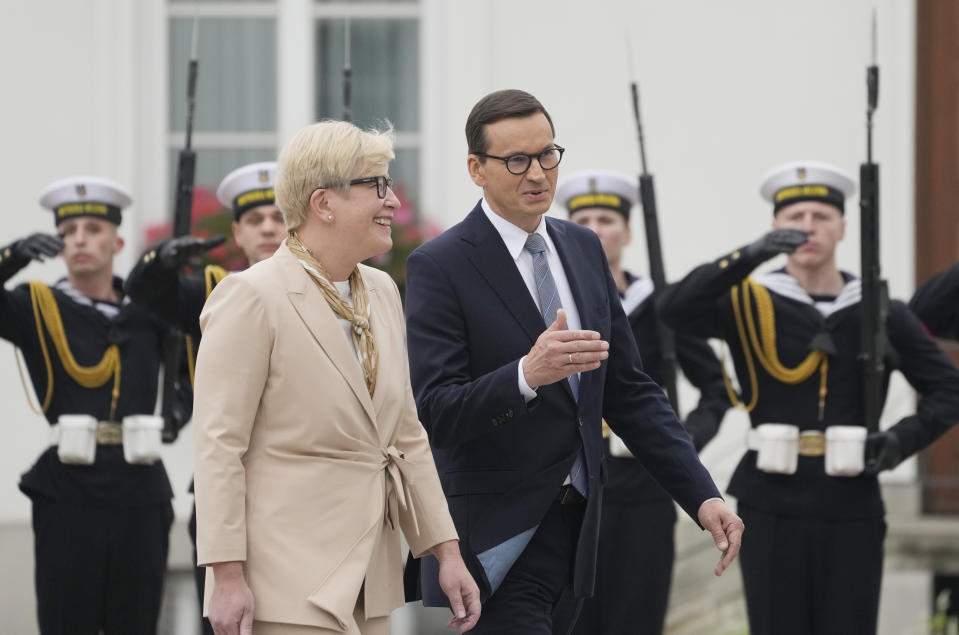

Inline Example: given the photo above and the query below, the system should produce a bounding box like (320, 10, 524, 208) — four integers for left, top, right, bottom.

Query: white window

(152, 0, 421, 233)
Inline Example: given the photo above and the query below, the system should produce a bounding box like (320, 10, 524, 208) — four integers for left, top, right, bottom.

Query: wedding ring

(568, 353, 573, 364)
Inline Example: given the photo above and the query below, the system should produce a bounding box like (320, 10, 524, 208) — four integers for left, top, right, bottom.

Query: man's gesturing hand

(432, 540, 481, 632)
(522, 309, 609, 389)
(697, 499, 745, 577)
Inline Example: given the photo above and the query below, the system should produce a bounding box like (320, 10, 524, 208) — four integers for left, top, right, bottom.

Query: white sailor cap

(555, 169, 637, 220)
(216, 161, 277, 220)
(39, 176, 132, 226)
(759, 160, 856, 214)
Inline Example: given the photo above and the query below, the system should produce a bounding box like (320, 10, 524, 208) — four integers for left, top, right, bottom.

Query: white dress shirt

(480, 198, 582, 399)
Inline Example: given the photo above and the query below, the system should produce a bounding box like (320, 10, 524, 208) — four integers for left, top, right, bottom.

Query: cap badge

(796, 167, 807, 181)
(257, 169, 269, 183)
(75, 184, 86, 197)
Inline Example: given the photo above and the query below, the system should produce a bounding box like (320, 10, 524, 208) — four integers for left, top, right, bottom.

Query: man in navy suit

(403, 89, 743, 634)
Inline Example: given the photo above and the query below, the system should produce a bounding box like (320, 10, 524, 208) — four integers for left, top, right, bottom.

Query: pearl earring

(328, 215, 333, 221)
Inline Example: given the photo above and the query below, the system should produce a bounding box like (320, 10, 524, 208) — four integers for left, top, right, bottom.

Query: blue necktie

(524, 233, 587, 496)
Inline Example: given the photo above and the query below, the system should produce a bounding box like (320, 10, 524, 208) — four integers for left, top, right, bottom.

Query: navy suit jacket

(403, 202, 720, 604)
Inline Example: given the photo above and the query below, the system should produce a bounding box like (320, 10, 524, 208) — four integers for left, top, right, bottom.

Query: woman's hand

(209, 561, 255, 635)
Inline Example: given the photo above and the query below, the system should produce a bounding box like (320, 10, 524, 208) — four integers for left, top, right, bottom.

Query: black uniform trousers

(467, 498, 585, 635)
(738, 503, 885, 635)
(570, 499, 675, 635)
(188, 499, 215, 635)
(32, 498, 173, 635)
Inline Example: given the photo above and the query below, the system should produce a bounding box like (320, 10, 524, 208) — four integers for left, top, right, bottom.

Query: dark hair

(465, 89, 555, 156)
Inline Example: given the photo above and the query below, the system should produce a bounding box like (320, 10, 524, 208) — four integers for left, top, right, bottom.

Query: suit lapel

(277, 244, 377, 425)
(463, 205, 546, 344)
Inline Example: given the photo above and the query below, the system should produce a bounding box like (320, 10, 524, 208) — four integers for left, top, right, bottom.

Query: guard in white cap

(128, 160, 283, 329)
(556, 168, 637, 222)
(0, 176, 175, 634)
(127, 160, 283, 339)
(658, 160, 959, 634)
(759, 159, 856, 215)
(217, 161, 277, 218)
(39, 175, 132, 226)
(125, 160, 283, 635)
(557, 169, 730, 635)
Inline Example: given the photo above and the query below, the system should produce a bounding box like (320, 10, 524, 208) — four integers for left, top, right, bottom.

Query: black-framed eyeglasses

(318, 175, 394, 199)
(348, 175, 393, 199)
(474, 145, 565, 175)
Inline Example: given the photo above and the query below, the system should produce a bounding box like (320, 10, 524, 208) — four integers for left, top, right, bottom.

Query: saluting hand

(697, 499, 745, 577)
(158, 234, 227, 269)
(743, 228, 809, 263)
(522, 309, 609, 389)
(12, 232, 64, 262)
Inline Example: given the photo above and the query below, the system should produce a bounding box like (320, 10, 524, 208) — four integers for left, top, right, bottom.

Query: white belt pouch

(824, 425, 866, 477)
(751, 423, 799, 475)
(56, 414, 98, 465)
(122, 415, 163, 465)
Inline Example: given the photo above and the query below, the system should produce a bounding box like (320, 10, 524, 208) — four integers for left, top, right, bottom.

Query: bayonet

(626, 34, 680, 412)
(860, 8, 887, 433)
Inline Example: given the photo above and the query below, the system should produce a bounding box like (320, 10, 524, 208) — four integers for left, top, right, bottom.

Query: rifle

(627, 53, 680, 412)
(342, 18, 352, 122)
(859, 10, 887, 433)
(160, 18, 200, 442)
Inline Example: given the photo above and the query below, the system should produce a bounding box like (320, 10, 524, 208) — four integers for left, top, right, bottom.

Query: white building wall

(0, 0, 144, 524)
(0, 0, 919, 525)
(0, 0, 933, 631)
(0, 0, 915, 521)
(420, 0, 917, 490)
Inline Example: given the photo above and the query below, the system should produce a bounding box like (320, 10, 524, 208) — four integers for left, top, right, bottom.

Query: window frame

(135, 0, 422, 241)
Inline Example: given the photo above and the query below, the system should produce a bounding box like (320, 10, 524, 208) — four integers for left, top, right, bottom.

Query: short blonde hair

(275, 120, 395, 231)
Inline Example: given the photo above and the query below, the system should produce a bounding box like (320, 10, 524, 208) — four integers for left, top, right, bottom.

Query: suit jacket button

(506, 409, 513, 418)
(577, 415, 584, 427)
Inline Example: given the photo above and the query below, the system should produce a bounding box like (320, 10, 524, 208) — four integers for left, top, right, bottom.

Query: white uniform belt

(747, 427, 825, 457)
(50, 421, 123, 446)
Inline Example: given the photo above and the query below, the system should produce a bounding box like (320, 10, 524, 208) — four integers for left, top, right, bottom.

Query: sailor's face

(58, 217, 122, 276)
(773, 200, 845, 268)
(570, 208, 631, 265)
(233, 204, 285, 265)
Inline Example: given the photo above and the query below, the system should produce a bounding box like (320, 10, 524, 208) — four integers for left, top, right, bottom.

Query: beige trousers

(252, 618, 388, 635)
(252, 600, 389, 635)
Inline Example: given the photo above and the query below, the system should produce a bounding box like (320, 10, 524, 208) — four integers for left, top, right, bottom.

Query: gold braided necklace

(286, 233, 378, 397)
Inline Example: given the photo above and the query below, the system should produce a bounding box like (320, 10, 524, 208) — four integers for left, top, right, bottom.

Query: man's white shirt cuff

(517, 356, 537, 402)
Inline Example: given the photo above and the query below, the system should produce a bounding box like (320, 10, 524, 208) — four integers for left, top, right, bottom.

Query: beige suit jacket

(193, 242, 457, 630)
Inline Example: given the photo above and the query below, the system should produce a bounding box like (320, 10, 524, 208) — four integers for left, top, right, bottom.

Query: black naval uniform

(910, 261, 959, 341)
(658, 247, 959, 635)
(125, 239, 227, 635)
(0, 246, 174, 635)
(570, 272, 729, 635)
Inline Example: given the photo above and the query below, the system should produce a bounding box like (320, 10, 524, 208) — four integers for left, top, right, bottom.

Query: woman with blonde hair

(193, 120, 480, 635)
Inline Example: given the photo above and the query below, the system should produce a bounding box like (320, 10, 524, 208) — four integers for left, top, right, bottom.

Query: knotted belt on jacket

(382, 445, 420, 536)
(306, 444, 420, 628)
